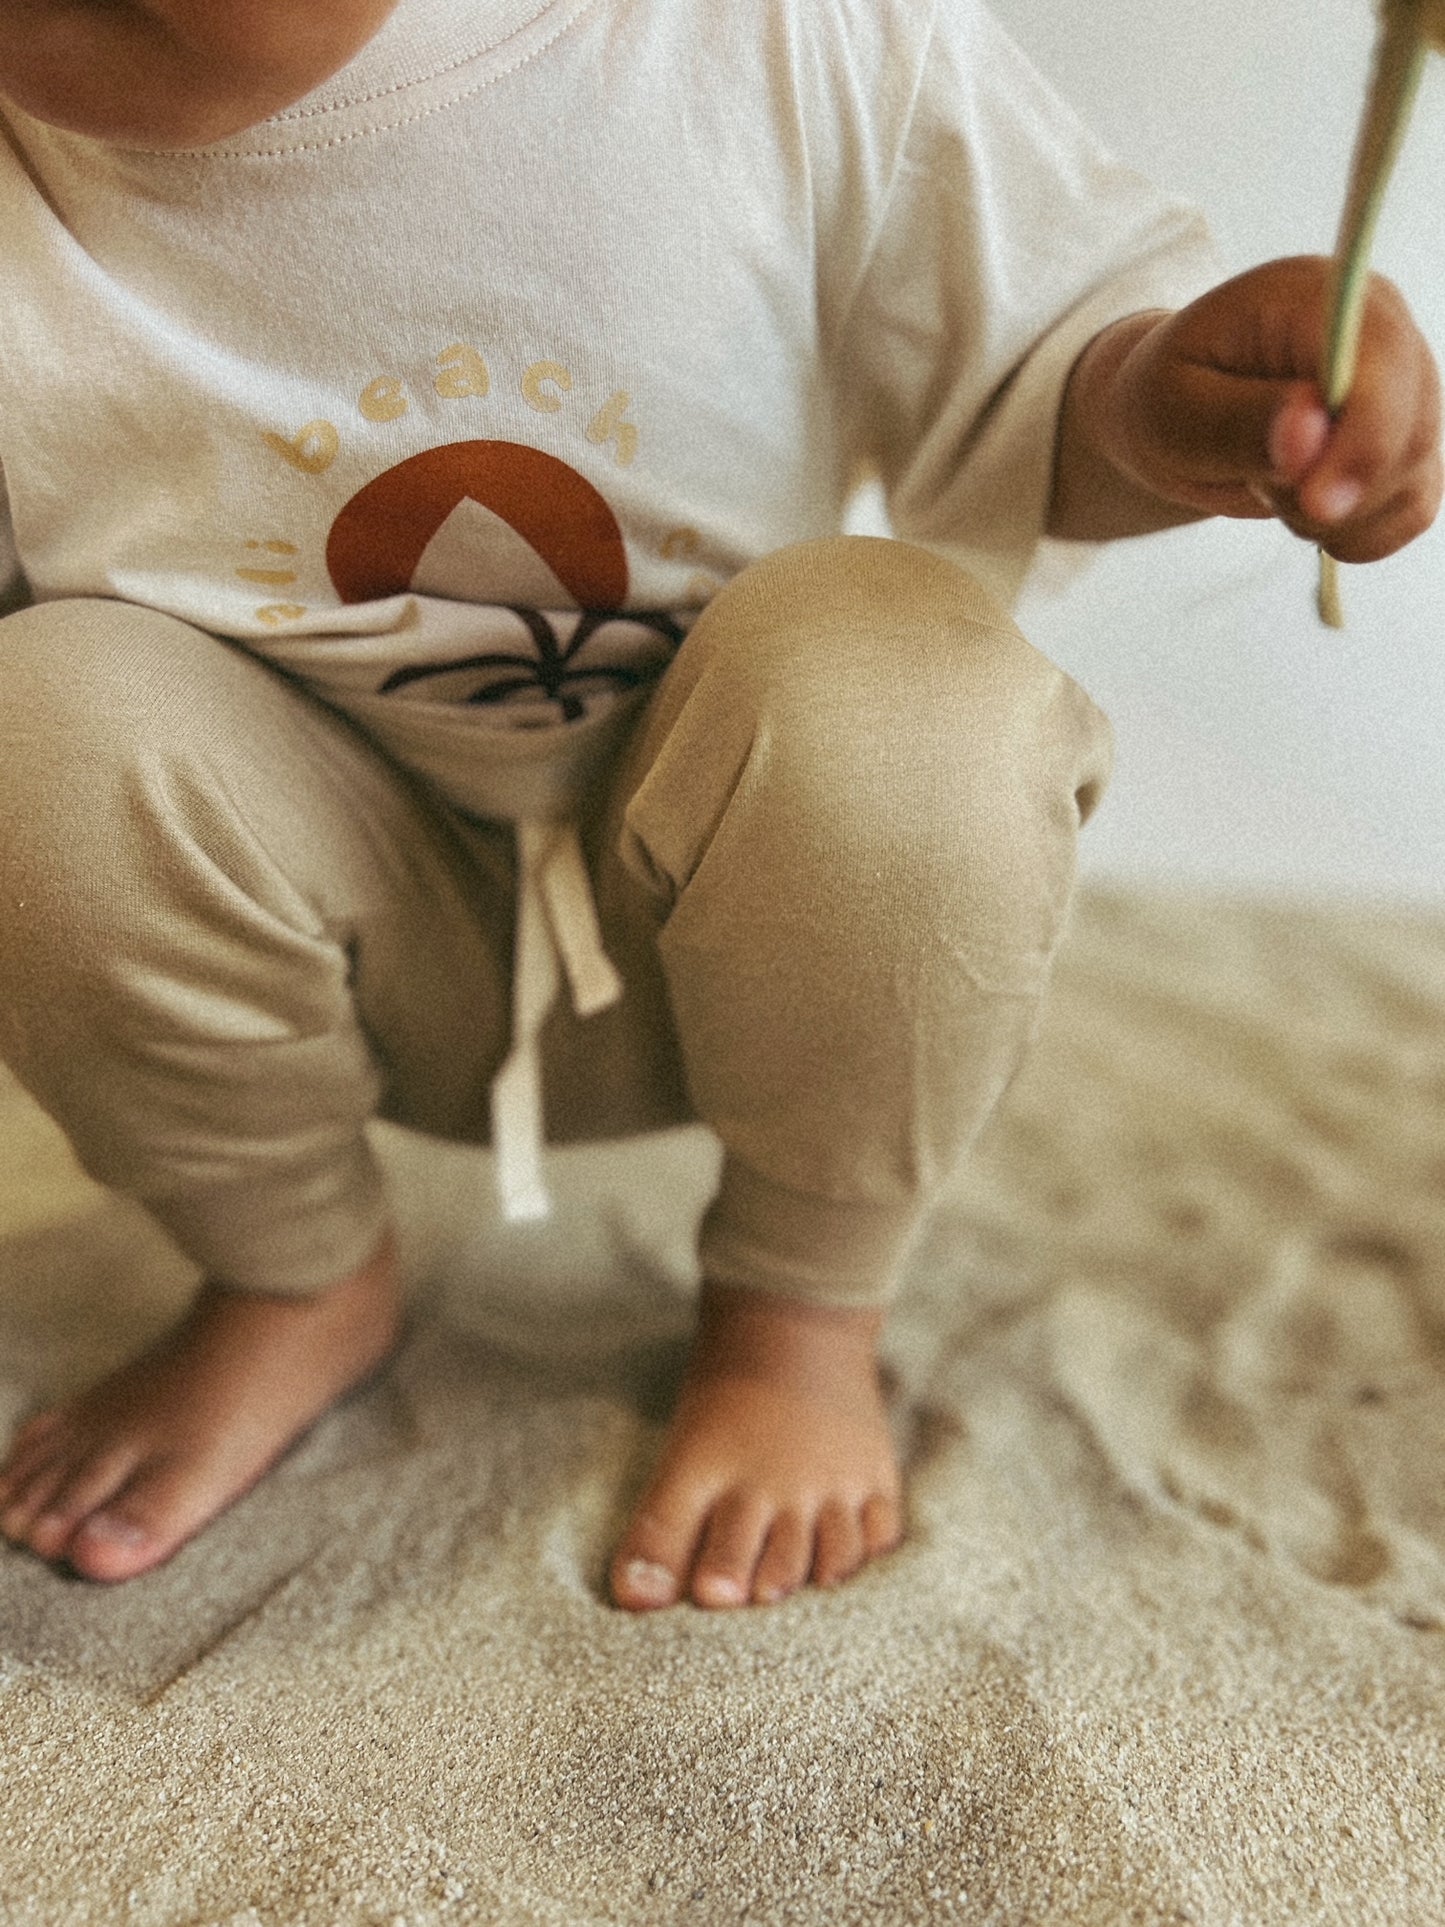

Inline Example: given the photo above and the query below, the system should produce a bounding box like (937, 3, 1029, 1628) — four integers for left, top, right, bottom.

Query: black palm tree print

(378, 607, 686, 723)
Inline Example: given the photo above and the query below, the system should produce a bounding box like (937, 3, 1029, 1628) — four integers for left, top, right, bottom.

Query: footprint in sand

(1049, 1232, 1445, 1628)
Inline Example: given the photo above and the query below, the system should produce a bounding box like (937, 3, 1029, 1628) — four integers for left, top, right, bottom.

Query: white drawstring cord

(489, 820, 623, 1221)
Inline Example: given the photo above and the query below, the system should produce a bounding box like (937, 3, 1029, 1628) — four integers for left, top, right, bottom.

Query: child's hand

(1100, 256, 1441, 560)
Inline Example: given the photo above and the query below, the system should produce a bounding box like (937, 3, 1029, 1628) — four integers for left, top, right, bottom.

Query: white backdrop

(982, 0, 1445, 906)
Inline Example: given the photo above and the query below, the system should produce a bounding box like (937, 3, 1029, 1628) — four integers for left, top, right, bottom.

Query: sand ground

(2, 885, 1444, 1925)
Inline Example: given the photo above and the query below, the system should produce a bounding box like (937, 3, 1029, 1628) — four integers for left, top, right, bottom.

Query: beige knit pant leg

(0, 542, 1109, 1314)
(0, 597, 519, 1295)
(595, 535, 1113, 1310)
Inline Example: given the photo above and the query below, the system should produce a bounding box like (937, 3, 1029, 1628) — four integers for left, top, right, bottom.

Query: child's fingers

(1117, 260, 1339, 495)
(1260, 444, 1442, 561)
(1315, 457, 1444, 563)
(1301, 389, 1441, 543)
(1137, 355, 1315, 494)
(1294, 277, 1442, 528)
(1120, 260, 1440, 549)
(1208, 290, 1440, 557)
(1267, 390, 1332, 481)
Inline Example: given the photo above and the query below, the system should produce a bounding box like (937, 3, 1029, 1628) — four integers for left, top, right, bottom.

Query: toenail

(82, 1515, 147, 1548)
(696, 1572, 746, 1605)
(621, 1558, 678, 1602)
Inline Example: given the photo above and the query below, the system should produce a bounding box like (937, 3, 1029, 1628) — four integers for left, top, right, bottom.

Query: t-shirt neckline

(49, 0, 595, 161)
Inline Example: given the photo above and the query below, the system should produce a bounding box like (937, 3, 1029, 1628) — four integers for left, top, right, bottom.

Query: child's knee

(0, 598, 232, 891)
(0, 598, 231, 852)
(1, 595, 206, 715)
(0, 597, 333, 1016)
(624, 536, 1111, 922)
(693, 529, 1022, 641)
(687, 533, 1101, 776)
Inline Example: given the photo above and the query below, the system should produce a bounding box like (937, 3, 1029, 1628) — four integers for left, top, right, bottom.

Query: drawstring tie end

(490, 820, 623, 1224)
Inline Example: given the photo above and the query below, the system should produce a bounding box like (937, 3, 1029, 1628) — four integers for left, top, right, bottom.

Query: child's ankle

(689, 1277, 885, 1398)
(203, 1226, 402, 1339)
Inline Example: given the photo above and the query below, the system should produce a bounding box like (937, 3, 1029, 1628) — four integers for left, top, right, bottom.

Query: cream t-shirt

(0, 0, 1215, 820)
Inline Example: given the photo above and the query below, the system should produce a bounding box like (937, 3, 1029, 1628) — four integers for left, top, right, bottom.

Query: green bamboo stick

(1317, 0, 1433, 626)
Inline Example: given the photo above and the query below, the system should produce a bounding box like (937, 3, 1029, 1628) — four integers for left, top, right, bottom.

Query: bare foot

(0, 1232, 401, 1583)
(609, 1280, 903, 1611)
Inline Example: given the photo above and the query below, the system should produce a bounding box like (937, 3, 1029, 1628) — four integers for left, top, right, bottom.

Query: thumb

(1266, 388, 1332, 482)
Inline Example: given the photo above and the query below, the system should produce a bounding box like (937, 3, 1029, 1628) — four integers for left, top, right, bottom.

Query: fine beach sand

(3, 884, 1445, 1925)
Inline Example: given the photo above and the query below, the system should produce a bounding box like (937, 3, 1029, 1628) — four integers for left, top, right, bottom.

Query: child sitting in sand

(0, 0, 1437, 1610)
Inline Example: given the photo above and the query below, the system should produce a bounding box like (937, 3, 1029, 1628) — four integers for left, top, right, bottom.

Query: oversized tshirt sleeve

(830, 0, 1220, 606)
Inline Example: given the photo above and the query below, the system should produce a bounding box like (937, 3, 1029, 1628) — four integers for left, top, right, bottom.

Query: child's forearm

(1046, 311, 1207, 543)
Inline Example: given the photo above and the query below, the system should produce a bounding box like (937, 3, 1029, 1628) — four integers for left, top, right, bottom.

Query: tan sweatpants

(0, 537, 1111, 1308)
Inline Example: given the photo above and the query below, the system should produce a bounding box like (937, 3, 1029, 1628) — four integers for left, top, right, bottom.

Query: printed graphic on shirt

(291, 436, 687, 727)
(327, 439, 628, 606)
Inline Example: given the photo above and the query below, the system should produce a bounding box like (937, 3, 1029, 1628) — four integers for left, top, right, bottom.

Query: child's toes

(65, 1460, 210, 1583)
(610, 1499, 702, 1611)
(861, 1491, 903, 1560)
(0, 1432, 114, 1548)
(26, 1447, 143, 1562)
(751, 1510, 812, 1603)
(67, 1508, 165, 1583)
(690, 1493, 773, 1609)
(0, 1460, 69, 1546)
(812, 1496, 865, 1588)
(0, 1417, 65, 1506)
(1, 1410, 62, 1476)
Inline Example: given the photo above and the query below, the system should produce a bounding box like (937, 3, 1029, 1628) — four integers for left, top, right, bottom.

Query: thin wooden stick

(1317, 0, 1430, 626)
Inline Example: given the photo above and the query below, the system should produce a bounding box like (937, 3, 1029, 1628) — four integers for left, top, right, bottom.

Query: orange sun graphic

(325, 440, 629, 608)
